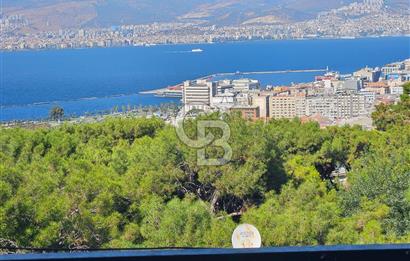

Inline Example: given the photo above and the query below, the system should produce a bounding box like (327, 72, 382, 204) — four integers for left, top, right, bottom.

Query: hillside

(2, 0, 408, 31)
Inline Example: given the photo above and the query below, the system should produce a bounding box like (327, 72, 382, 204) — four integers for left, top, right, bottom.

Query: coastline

(139, 88, 172, 95)
(2, 37, 408, 122)
(139, 68, 328, 97)
(1, 35, 409, 53)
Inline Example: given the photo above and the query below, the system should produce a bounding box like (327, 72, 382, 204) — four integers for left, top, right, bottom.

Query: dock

(140, 87, 182, 98)
(140, 68, 328, 97)
(199, 68, 328, 79)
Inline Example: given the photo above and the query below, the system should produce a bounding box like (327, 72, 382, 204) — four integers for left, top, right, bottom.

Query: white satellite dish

(231, 224, 262, 248)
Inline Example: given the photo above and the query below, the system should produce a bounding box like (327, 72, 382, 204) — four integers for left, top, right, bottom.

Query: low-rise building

(230, 105, 260, 120)
(382, 62, 405, 75)
(353, 67, 381, 82)
(234, 92, 252, 106)
(216, 80, 234, 95)
(404, 59, 410, 71)
(338, 79, 363, 92)
(232, 78, 260, 92)
(390, 86, 404, 95)
(211, 92, 235, 111)
(363, 81, 389, 95)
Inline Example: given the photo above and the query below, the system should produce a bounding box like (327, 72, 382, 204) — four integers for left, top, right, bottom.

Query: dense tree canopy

(49, 106, 65, 121)
(372, 82, 410, 131)
(0, 113, 409, 249)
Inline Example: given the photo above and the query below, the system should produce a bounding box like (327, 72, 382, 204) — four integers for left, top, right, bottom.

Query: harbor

(140, 68, 329, 98)
(206, 68, 328, 78)
(4, 37, 408, 122)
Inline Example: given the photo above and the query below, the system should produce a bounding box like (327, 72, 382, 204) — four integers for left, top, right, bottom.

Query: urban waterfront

(1, 37, 409, 121)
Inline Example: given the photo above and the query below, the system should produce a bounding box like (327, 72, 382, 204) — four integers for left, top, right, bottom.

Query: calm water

(1, 37, 409, 121)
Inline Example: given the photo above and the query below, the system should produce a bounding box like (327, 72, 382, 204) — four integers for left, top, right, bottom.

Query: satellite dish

(231, 224, 262, 249)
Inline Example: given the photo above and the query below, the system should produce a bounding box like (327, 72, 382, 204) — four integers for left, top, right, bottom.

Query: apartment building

(306, 92, 367, 119)
(363, 81, 389, 95)
(382, 62, 405, 75)
(251, 93, 270, 119)
(390, 86, 404, 95)
(270, 94, 306, 119)
(359, 90, 377, 108)
(353, 67, 381, 82)
(211, 92, 235, 111)
(216, 80, 234, 95)
(232, 79, 260, 92)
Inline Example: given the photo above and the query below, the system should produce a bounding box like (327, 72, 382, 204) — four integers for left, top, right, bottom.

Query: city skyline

(1, 0, 410, 51)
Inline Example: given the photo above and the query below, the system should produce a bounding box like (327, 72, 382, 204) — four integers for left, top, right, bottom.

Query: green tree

(49, 106, 64, 121)
(372, 82, 410, 130)
(0, 113, 409, 248)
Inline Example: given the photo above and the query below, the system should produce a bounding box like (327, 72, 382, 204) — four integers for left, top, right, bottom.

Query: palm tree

(49, 106, 64, 122)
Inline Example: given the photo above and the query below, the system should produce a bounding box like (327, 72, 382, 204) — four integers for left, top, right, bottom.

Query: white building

(211, 92, 235, 111)
(183, 80, 216, 112)
(353, 67, 381, 82)
(232, 79, 260, 92)
(234, 92, 252, 106)
(382, 62, 405, 75)
(359, 90, 376, 108)
(216, 80, 234, 95)
(306, 92, 367, 119)
(390, 86, 404, 95)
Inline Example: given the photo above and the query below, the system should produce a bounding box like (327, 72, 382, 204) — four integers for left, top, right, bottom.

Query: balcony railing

(1, 244, 409, 261)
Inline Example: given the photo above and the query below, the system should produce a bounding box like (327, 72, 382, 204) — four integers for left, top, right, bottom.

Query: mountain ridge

(2, 0, 409, 31)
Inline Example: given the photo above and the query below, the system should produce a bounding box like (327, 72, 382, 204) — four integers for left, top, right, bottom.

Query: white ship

(191, 48, 203, 53)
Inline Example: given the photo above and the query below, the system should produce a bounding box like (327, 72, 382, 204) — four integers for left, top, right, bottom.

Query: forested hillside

(1, 93, 410, 249)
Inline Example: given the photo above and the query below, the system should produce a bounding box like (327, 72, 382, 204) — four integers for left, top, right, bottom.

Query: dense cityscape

(140, 58, 409, 130)
(3, 58, 409, 132)
(1, 0, 409, 51)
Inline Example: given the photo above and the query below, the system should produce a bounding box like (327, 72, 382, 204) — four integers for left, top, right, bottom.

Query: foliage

(372, 82, 410, 131)
(49, 106, 65, 121)
(0, 115, 409, 248)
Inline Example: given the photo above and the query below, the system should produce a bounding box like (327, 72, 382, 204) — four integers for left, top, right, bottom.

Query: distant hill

(2, 0, 409, 31)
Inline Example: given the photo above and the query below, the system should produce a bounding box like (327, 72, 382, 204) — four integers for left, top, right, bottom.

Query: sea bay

(1, 37, 409, 121)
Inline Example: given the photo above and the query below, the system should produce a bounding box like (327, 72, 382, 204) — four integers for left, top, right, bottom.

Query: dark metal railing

(1, 244, 409, 261)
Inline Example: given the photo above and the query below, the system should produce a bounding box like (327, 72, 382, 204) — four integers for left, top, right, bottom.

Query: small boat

(191, 48, 203, 53)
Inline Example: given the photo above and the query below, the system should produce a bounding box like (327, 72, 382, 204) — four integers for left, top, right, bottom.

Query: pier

(200, 68, 328, 79)
(140, 68, 328, 97)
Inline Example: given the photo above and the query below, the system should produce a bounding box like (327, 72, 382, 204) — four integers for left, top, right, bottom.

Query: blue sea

(1, 37, 409, 121)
